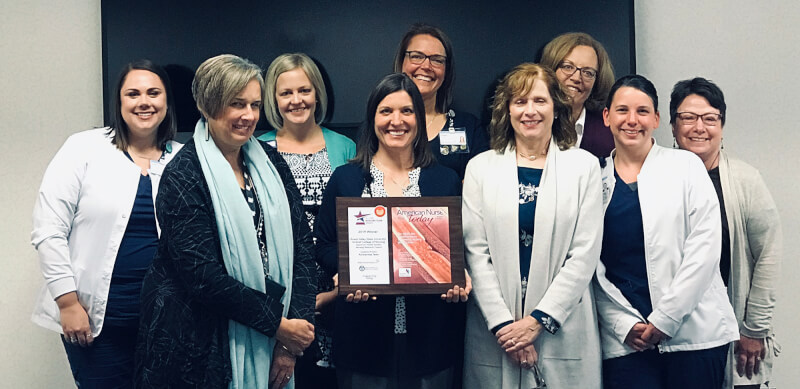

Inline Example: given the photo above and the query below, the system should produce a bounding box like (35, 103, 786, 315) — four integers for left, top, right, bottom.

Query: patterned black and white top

(279, 148, 337, 366)
(279, 148, 334, 234)
(363, 162, 422, 335)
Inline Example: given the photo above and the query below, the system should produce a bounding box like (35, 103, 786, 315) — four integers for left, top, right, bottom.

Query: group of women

(31, 23, 781, 389)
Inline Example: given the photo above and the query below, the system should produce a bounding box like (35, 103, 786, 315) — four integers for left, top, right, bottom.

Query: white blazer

(462, 141, 603, 389)
(31, 128, 182, 336)
(593, 142, 739, 359)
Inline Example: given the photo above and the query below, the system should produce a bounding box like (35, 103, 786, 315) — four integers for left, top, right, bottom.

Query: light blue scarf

(193, 119, 294, 389)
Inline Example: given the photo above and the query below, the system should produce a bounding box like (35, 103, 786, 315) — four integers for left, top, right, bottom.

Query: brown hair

(489, 63, 575, 152)
(540, 32, 615, 113)
(392, 23, 455, 113)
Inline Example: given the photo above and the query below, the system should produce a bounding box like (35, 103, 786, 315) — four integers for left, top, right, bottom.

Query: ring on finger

(70, 336, 78, 343)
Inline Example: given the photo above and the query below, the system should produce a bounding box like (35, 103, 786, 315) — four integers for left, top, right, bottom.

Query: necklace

(426, 112, 443, 132)
(517, 137, 550, 161)
(374, 159, 410, 189)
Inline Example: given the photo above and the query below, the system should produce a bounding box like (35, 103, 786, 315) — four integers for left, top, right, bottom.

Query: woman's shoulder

(326, 162, 366, 195)
(321, 127, 356, 145)
(61, 127, 115, 150)
(256, 130, 277, 142)
(723, 152, 760, 176)
(560, 146, 602, 166)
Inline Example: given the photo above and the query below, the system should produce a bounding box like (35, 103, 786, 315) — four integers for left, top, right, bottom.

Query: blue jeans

(603, 343, 730, 389)
(61, 325, 137, 389)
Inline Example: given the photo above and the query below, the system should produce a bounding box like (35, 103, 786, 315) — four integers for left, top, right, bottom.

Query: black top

(134, 139, 315, 388)
(427, 110, 489, 180)
(314, 162, 463, 377)
(601, 171, 653, 319)
(105, 174, 158, 327)
(708, 167, 731, 287)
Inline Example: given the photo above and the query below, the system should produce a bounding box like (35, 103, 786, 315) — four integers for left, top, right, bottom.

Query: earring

(721, 137, 724, 149)
(672, 137, 677, 148)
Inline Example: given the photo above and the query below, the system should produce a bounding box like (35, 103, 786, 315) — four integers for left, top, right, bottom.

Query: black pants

(603, 343, 729, 389)
(61, 325, 137, 389)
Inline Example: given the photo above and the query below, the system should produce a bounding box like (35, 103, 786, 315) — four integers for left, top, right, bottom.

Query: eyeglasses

(405, 51, 447, 67)
(557, 62, 597, 80)
(676, 112, 723, 126)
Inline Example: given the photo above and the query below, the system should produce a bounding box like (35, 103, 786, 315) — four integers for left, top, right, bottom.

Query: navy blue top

(600, 170, 653, 318)
(105, 173, 158, 326)
(518, 167, 543, 282)
(428, 110, 489, 180)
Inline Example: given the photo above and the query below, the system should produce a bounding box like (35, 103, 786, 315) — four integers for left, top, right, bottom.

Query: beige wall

(1, 0, 797, 387)
(1, 1, 102, 387)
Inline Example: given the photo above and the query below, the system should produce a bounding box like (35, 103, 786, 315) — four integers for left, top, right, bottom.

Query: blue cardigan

(257, 127, 356, 169)
(314, 162, 462, 377)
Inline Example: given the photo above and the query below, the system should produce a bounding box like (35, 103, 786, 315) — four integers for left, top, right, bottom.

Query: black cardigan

(134, 139, 315, 388)
(314, 162, 464, 377)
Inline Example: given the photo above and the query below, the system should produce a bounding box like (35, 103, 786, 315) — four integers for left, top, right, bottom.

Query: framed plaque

(335, 196, 465, 295)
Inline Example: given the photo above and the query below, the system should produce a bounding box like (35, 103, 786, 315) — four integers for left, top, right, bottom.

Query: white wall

(1, 1, 797, 387)
(1, 1, 102, 387)
(636, 2, 800, 387)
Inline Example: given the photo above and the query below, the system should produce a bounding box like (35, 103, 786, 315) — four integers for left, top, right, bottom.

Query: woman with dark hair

(314, 73, 467, 388)
(594, 75, 739, 389)
(462, 63, 603, 388)
(393, 23, 489, 179)
(540, 32, 616, 160)
(135, 54, 316, 388)
(670, 77, 781, 389)
(31, 59, 181, 388)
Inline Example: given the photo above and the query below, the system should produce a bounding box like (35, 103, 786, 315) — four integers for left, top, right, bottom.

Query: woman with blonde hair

(259, 53, 355, 389)
(136, 54, 316, 388)
(462, 63, 603, 388)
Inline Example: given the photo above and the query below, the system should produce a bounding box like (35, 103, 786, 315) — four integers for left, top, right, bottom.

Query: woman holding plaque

(670, 77, 781, 389)
(135, 54, 316, 388)
(393, 23, 489, 180)
(314, 73, 467, 388)
(462, 63, 603, 388)
(593, 75, 738, 389)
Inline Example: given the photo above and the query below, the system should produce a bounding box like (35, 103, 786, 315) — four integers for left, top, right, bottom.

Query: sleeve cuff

(48, 277, 77, 301)
(647, 308, 681, 338)
(531, 310, 560, 334)
(491, 320, 513, 335)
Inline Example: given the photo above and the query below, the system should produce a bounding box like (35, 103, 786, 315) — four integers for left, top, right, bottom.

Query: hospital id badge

(439, 128, 469, 155)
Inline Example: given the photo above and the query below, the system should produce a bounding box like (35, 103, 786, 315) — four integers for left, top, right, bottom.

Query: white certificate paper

(347, 206, 391, 285)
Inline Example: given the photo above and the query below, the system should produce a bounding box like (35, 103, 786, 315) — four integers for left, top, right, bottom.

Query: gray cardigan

(719, 151, 782, 387)
(462, 142, 603, 389)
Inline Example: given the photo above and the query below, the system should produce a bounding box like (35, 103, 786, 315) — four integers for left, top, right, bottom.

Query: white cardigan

(31, 128, 181, 336)
(462, 141, 603, 389)
(593, 142, 739, 359)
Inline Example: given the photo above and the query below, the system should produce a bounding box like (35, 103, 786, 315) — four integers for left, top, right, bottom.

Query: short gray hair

(192, 54, 265, 119)
(264, 53, 328, 130)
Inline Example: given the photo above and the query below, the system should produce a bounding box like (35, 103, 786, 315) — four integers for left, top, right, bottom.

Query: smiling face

(555, 45, 598, 112)
(509, 78, 554, 145)
(374, 91, 418, 154)
(672, 94, 723, 165)
(603, 86, 660, 152)
(207, 79, 262, 154)
(401, 34, 446, 102)
(275, 67, 316, 128)
(119, 69, 168, 141)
